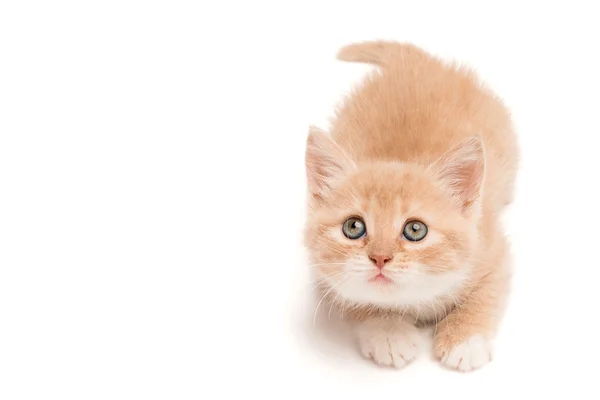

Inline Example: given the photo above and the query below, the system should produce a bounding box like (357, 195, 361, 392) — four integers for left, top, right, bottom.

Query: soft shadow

(289, 284, 362, 365)
(290, 283, 436, 368)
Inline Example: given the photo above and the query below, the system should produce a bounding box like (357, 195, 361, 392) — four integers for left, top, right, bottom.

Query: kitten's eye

(342, 217, 366, 240)
(403, 220, 428, 242)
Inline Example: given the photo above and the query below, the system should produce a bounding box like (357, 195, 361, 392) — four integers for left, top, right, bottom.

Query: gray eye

(342, 217, 366, 240)
(403, 220, 428, 242)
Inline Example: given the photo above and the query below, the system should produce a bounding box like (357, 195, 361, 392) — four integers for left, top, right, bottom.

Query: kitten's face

(305, 164, 476, 308)
(304, 128, 484, 309)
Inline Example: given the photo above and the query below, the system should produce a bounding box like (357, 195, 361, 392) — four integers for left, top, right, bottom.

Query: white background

(1, 1, 599, 399)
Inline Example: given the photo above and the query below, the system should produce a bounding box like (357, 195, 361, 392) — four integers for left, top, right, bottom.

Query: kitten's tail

(336, 40, 427, 67)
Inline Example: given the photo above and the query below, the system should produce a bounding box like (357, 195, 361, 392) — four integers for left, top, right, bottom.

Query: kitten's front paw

(357, 321, 421, 369)
(436, 334, 492, 372)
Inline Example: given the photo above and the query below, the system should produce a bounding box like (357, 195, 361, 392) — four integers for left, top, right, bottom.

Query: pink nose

(369, 254, 393, 269)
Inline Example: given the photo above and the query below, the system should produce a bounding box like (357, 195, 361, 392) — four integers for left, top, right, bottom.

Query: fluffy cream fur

(304, 40, 519, 372)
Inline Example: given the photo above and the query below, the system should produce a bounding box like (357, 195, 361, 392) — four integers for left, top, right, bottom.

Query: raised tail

(336, 40, 427, 67)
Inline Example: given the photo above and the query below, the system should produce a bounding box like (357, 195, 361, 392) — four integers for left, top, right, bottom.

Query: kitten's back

(330, 40, 518, 210)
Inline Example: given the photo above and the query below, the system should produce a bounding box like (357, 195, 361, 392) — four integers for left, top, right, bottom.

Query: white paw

(440, 335, 492, 372)
(357, 322, 421, 369)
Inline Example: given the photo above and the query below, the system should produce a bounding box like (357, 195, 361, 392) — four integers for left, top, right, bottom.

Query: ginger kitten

(304, 41, 518, 372)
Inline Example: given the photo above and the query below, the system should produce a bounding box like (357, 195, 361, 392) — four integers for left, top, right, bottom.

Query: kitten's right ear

(430, 135, 486, 215)
(305, 126, 355, 201)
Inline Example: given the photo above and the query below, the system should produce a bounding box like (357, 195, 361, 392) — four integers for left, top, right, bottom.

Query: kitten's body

(304, 41, 518, 372)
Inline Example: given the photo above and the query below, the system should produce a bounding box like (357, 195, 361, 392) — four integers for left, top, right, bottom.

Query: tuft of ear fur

(305, 126, 355, 202)
(430, 136, 486, 215)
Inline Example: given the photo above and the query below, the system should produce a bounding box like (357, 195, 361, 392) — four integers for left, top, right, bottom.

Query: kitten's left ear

(430, 136, 486, 215)
(305, 126, 356, 202)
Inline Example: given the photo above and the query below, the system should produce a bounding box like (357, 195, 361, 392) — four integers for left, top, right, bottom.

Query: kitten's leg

(355, 317, 422, 369)
(434, 265, 510, 372)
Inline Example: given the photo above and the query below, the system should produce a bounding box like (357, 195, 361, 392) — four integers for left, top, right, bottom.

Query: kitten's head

(304, 127, 485, 309)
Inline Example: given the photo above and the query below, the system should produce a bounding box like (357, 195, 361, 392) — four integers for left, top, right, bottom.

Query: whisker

(328, 278, 352, 320)
(414, 303, 421, 322)
(314, 238, 348, 257)
(304, 271, 347, 290)
(432, 300, 441, 336)
(400, 305, 408, 321)
(307, 262, 348, 267)
(447, 291, 463, 308)
(312, 276, 348, 327)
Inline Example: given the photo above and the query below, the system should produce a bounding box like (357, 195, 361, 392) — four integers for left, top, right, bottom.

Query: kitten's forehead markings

(364, 196, 377, 237)
(343, 188, 360, 210)
(334, 193, 361, 220)
(392, 199, 404, 233)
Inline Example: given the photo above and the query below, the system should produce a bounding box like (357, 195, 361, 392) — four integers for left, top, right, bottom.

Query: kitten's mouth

(368, 273, 393, 285)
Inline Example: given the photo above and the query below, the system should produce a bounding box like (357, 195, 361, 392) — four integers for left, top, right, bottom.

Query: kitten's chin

(332, 269, 467, 309)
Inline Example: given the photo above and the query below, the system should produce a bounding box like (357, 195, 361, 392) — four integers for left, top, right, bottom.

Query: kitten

(304, 41, 519, 372)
